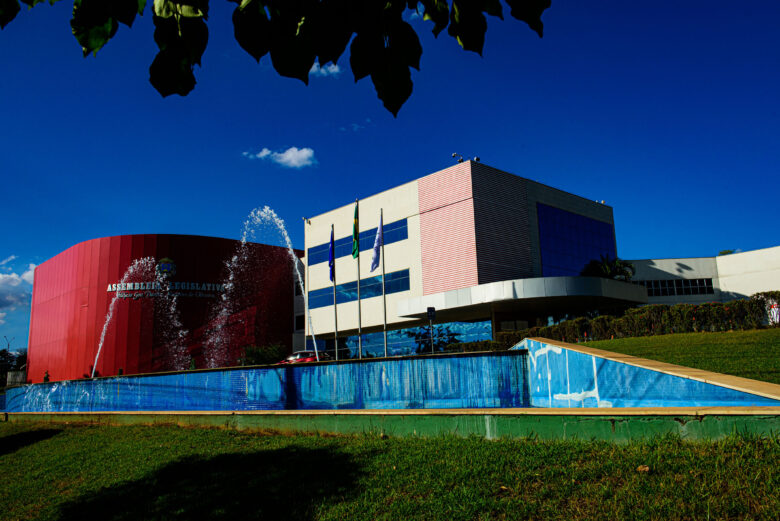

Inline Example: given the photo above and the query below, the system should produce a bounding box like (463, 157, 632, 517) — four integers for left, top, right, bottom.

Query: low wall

(6, 409, 780, 442)
(4, 351, 530, 413)
(517, 338, 780, 408)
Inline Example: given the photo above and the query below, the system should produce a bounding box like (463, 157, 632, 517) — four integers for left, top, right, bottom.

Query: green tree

(0, 0, 550, 115)
(580, 255, 636, 282)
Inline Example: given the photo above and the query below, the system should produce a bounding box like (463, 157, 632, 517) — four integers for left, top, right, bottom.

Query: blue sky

(2, 1, 779, 350)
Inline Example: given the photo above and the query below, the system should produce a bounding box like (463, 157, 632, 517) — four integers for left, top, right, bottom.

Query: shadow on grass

(57, 446, 363, 521)
(0, 428, 63, 456)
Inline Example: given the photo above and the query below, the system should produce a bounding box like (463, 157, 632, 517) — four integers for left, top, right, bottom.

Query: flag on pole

(371, 212, 383, 272)
(328, 226, 335, 282)
(351, 201, 359, 259)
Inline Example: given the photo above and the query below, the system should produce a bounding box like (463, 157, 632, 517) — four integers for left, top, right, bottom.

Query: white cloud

(243, 146, 317, 169)
(310, 62, 341, 77)
(21, 263, 36, 285)
(0, 272, 30, 310)
(0, 255, 16, 266)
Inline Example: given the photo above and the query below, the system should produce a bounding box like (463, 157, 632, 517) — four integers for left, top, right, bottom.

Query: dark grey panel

(470, 163, 534, 283)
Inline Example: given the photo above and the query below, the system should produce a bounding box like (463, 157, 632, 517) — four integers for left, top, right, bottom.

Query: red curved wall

(27, 235, 297, 383)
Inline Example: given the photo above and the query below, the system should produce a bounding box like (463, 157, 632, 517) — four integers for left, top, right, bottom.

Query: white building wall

(716, 246, 780, 299)
(630, 257, 721, 305)
(304, 180, 423, 337)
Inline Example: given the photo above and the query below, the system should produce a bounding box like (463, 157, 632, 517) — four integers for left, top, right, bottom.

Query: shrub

(240, 344, 285, 366)
(590, 315, 615, 340)
(446, 341, 505, 352)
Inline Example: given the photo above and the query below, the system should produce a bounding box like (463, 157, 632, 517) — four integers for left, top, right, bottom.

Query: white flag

(370, 213, 383, 272)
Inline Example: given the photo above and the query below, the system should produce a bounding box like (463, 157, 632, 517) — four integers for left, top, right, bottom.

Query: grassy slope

(1, 423, 779, 521)
(582, 328, 780, 384)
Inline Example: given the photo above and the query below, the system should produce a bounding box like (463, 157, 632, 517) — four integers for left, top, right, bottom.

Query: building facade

(630, 246, 780, 305)
(303, 161, 646, 358)
(27, 234, 299, 383)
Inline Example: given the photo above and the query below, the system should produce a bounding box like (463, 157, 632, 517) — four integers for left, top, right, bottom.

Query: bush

(590, 315, 615, 340)
(445, 341, 506, 352)
(240, 344, 285, 366)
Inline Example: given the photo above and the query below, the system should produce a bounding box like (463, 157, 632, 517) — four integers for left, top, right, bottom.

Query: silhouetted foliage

(580, 255, 635, 282)
(0, 0, 550, 115)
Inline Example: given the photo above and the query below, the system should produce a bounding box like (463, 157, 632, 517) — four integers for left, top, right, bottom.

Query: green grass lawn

(1, 423, 779, 521)
(582, 328, 780, 385)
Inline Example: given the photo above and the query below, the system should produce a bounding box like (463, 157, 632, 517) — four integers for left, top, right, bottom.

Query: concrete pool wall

(518, 338, 780, 408)
(4, 350, 530, 413)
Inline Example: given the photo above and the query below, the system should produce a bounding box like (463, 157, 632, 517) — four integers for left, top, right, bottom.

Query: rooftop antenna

(3, 336, 14, 351)
(451, 153, 464, 163)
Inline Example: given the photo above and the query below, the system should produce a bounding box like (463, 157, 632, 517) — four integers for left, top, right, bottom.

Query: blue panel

(4, 351, 529, 413)
(307, 219, 408, 265)
(308, 269, 410, 309)
(306, 320, 493, 359)
(537, 203, 617, 277)
(517, 339, 780, 408)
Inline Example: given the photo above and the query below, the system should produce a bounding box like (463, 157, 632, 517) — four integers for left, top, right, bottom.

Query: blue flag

(371, 213, 383, 272)
(328, 226, 335, 282)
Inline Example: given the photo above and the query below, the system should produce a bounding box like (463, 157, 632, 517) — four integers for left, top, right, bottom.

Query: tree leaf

(349, 30, 382, 82)
(447, 0, 487, 55)
(419, 0, 449, 36)
(113, 0, 147, 28)
(232, 0, 270, 62)
(0, 0, 20, 30)
(504, 0, 550, 37)
(149, 48, 196, 96)
(149, 12, 208, 96)
(153, 0, 208, 20)
(71, 0, 119, 57)
(267, 3, 317, 84)
(311, 0, 354, 67)
(370, 48, 413, 117)
(388, 20, 421, 70)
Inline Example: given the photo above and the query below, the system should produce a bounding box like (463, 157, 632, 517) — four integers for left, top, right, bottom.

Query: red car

(278, 351, 331, 364)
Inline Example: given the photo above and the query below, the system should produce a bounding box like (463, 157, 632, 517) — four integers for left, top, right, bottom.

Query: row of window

(537, 203, 617, 277)
(305, 320, 493, 359)
(307, 218, 408, 266)
(634, 278, 715, 297)
(308, 269, 411, 309)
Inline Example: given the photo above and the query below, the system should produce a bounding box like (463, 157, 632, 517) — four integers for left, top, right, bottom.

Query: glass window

(306, 319, 493, 359)
(308, 269, 410, 309)
(537, 203, 617, 277)
(307, 218, 408, 266)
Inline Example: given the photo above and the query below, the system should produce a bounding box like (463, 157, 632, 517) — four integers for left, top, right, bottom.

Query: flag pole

(381, 208, 388, 358)
(331, 224, 338, 361)
(355, 199, 363, 359)
(303, 217, 318, 362)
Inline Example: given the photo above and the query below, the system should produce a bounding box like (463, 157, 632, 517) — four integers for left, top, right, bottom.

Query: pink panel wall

(418, 162, 479, 295)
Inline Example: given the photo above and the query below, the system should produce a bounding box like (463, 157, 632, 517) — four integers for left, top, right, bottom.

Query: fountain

(202, 206, 319, 367)
(242, 205, 319, 358)
(92, 257, 156, 377)
(91, 257, 190, 377)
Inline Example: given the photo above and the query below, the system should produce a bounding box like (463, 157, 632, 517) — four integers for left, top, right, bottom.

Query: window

(306, 319, 493, 359)
(307, 218, 408, 266)
(308, 269, 411, 309)
(634, 278, 714, 297)
(295, 315, 305, 331)
(537, 203, 617, 277)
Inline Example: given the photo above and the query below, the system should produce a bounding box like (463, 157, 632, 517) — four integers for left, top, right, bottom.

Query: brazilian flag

(352, 201, 359, 258)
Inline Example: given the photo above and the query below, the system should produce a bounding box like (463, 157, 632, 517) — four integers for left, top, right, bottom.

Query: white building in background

(629, 246, 780, 306)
